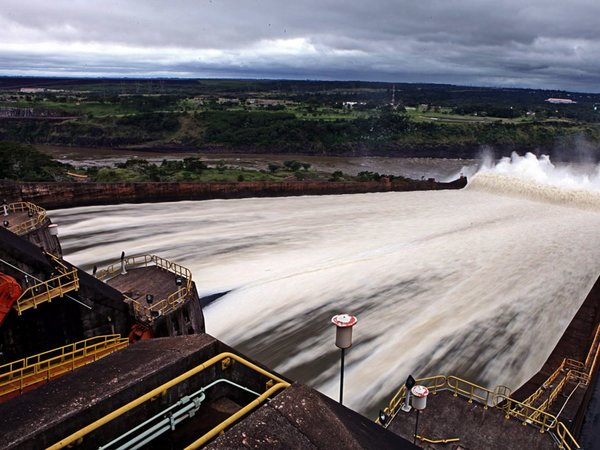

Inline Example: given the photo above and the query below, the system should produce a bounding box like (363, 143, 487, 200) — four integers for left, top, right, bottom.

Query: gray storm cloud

(1, 0, 600, 91)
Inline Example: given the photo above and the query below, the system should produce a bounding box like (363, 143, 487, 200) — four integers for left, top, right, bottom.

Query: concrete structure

(0, 335, 417, 449)
(545, 98, 577, 104)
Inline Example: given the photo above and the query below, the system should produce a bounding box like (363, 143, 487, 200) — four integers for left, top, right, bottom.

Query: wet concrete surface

(207, 383, 418, 450)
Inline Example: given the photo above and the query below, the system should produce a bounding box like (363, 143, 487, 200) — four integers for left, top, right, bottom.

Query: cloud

(1, 0, 600, 91)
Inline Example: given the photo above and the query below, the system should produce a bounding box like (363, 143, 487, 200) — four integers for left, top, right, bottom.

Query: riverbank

(1, 177, 467, 209)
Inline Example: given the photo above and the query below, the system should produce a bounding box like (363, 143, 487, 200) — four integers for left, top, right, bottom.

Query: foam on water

(49, 153, 600, 416)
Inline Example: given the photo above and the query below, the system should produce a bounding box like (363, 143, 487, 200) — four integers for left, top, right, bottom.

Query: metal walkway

(12, 253, 80, 314)
(515, 323, 600, 418)
(0, 334, 129, 401)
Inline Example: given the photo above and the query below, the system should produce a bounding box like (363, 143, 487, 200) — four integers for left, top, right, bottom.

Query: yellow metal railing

(584, 324, 600, 376)
(47, 352, 290, 450)
(416, 435, 460, 444)
(13, 268, 79, 314)
(557, 421, 580, 450)
(96, 254, 193, 321)
(127, 286, 190, 321)
(47, 252, 72, 274)
(519, 324, 600, 417)
(0, 335, 129, 398)
(385, 375, 446, 417)
(378, 374, 580, 450)
(5, 202, 47, 236)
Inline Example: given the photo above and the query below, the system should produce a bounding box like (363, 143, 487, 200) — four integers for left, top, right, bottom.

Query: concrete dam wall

(0, 177, 467, 209)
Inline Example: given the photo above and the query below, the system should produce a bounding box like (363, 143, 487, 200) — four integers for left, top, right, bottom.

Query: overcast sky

(1, 0, 600, 92)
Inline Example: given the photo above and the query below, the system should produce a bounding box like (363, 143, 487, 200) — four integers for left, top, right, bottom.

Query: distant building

(545, 98, 577, 104)
(19, 88, 64, 94)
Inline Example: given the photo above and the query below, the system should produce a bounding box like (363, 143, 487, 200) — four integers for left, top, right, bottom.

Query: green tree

(283, 160, 302, 171)
(0, 142, 67, 181)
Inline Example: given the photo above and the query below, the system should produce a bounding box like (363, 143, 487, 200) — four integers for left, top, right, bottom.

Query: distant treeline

(1, 77, 600, 160)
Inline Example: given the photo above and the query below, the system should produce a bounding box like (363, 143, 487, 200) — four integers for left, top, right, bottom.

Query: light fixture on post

(411, 385, 429, 445)
(2, 199, 8, 217)
(331, 313, 357, 406)
(146, 294, 154, 304)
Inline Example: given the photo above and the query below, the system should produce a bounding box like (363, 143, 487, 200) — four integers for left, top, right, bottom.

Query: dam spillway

(50, 161, 600, 416)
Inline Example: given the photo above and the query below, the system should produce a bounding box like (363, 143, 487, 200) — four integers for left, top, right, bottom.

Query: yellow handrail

(5, 202, 47, 236)
(0, 335, 128, 398)
(46, 252, 72, 275)
(47, 352, 290, 450)
(416, 435, 460, 444)
(96, 254, 192, 292)
(557, 421, 580, 450)
(584, 324, 600, 378)
(447, 376, 493, 405)
(96, 254, 193, 321)
(517, 324, 600, 420)
(379, 374, 581, 450)
(13, 267, 79, 314)
(383, 374, 446, 419)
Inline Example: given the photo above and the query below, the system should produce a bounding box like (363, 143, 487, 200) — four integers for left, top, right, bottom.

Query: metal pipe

(47, 353, 290, 450)
(414, 410, 420, 445)
(339, 347, 345, 404)
(102, 394, 205, 450)
(104, 378, 264, 450)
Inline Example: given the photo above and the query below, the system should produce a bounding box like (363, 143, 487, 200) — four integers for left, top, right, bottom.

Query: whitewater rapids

(50, 153, 600, 416)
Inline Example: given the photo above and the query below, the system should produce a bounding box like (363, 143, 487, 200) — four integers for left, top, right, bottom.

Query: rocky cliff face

(1, 178, 467, 209)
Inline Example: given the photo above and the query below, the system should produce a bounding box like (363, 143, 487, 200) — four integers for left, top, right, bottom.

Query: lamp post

(411, 385, 429, 445)
(331, 313, 357, 405)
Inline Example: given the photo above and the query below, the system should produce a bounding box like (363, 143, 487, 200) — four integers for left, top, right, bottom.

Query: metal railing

(96, 254, 193, 322)
(378, 374, 581, 450)
(5, 202, 47, 236)
(47, 352, 290, 450)
(13, 268, 79, 315)
(385, 375, 446, 417)
(0, 335, 129, 398)
(9, 252, 81, 315)
(518, 324, 600, 419)
(584, 324, 600, 377)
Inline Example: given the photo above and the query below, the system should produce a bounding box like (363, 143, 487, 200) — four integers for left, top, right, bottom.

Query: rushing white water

(49, 153, 600, 416)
